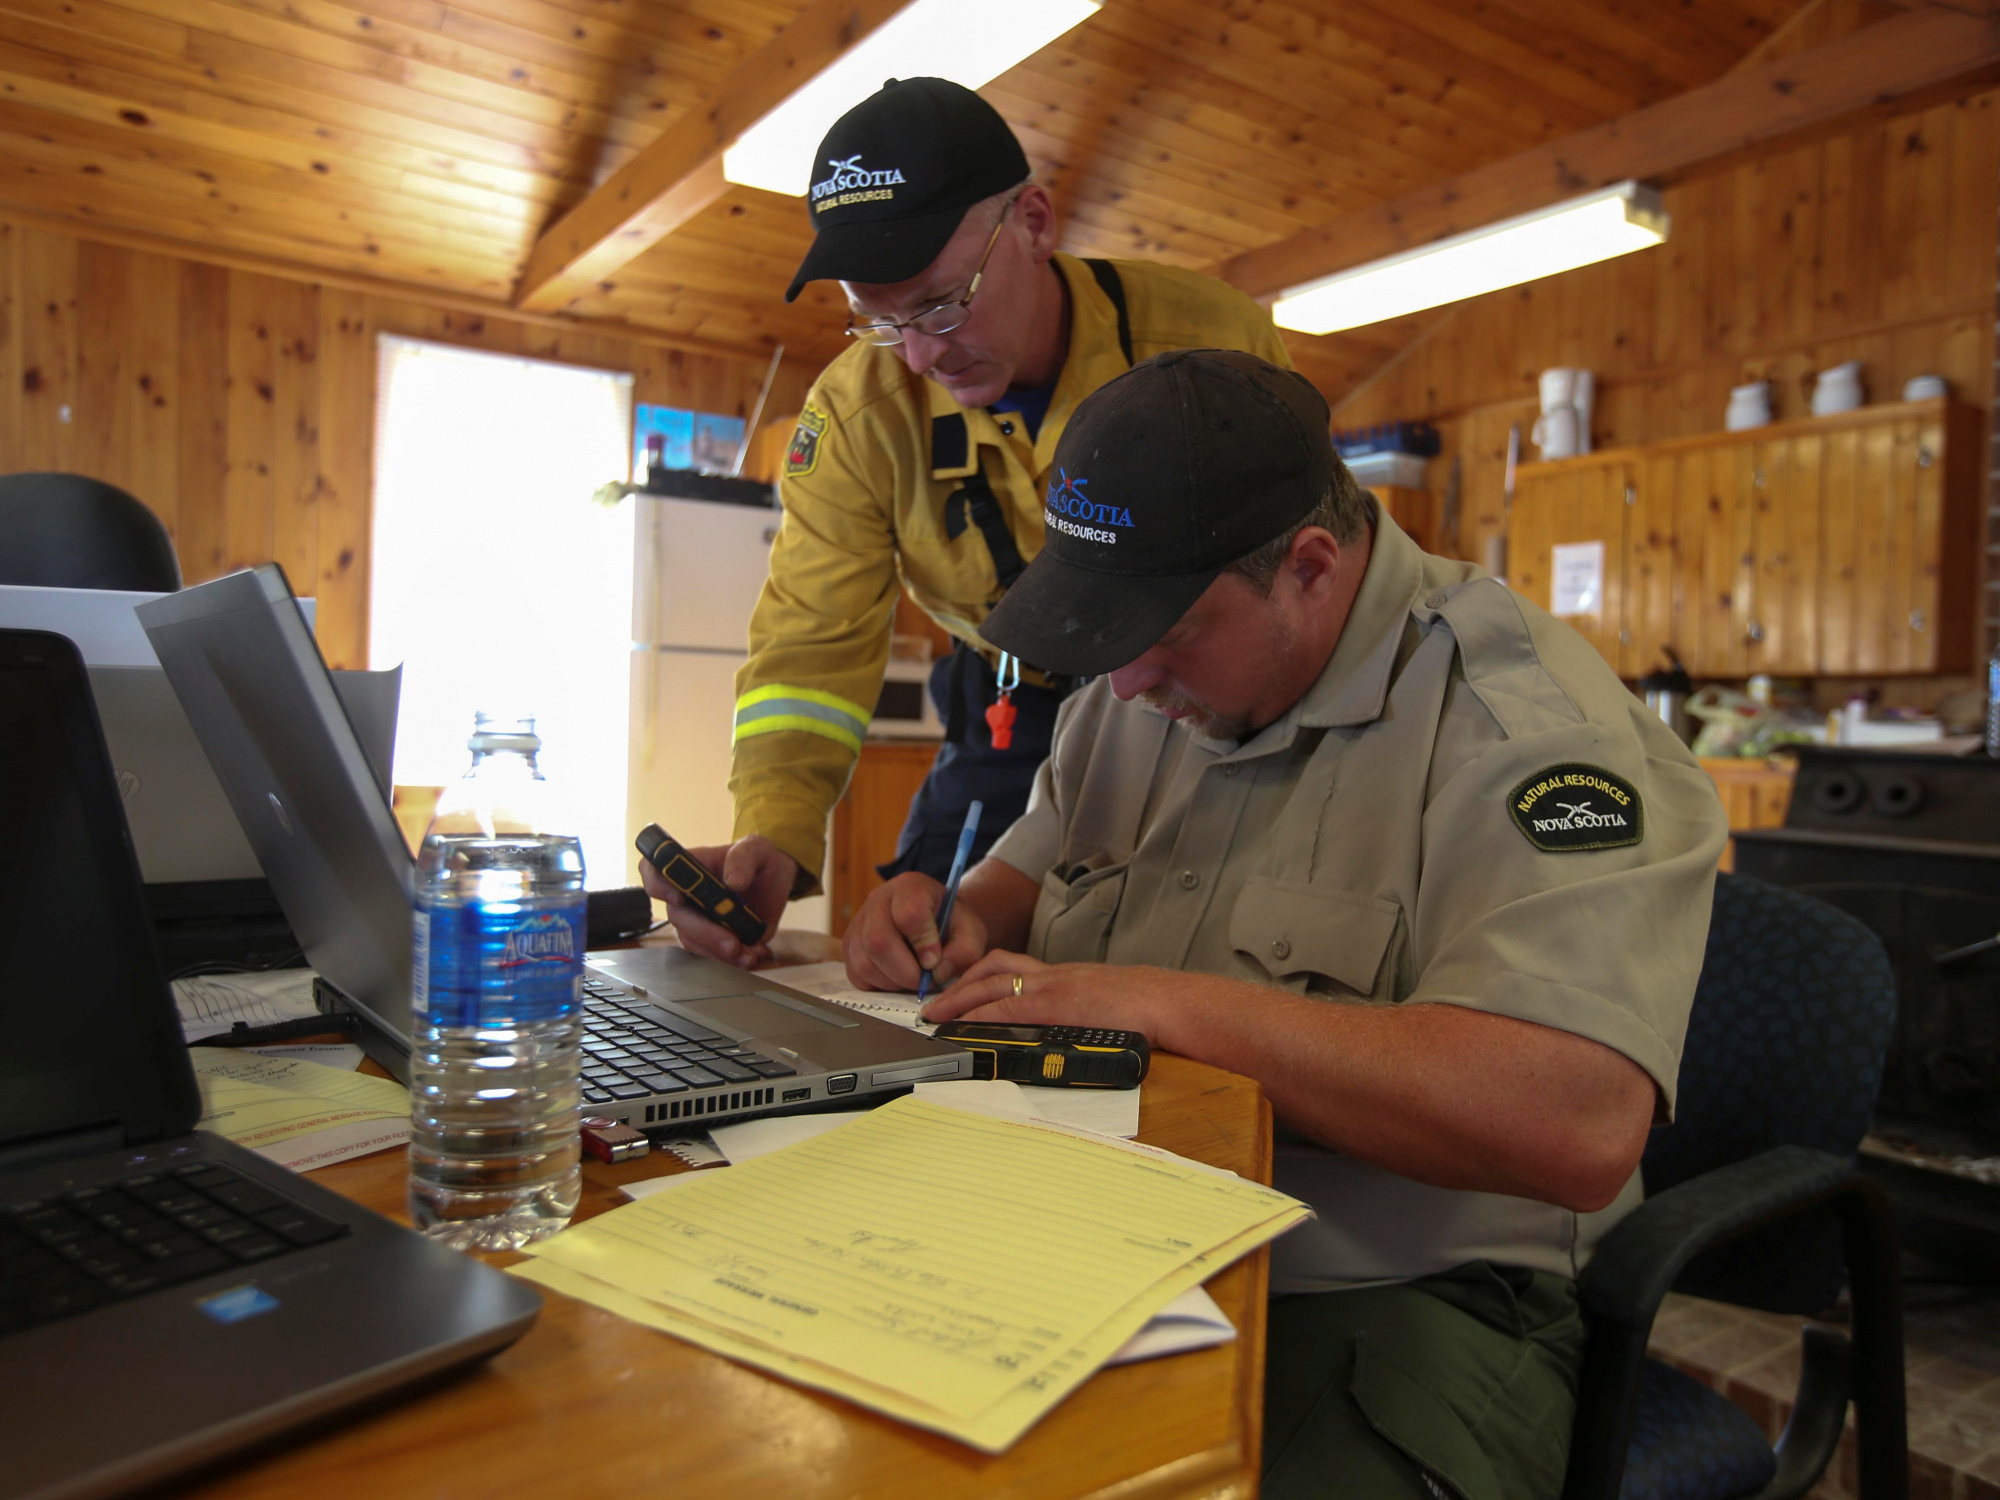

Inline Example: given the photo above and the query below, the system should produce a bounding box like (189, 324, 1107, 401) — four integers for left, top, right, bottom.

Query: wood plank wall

(1327, 89, 2000, 673)
(0, 215, 815, 669)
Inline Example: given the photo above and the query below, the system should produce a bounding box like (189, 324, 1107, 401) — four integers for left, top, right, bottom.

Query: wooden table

(185, 1053, 1274, 1500)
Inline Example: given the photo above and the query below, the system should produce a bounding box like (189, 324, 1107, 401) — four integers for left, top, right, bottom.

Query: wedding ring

(1011, 974, 1024, 998)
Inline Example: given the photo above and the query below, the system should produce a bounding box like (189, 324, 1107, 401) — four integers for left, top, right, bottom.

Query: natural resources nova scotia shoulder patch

(1508, 763, 1645, 852)
(785, 405, 827, 477)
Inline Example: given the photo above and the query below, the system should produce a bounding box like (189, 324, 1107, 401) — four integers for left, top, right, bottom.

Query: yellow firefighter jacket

(732, 251, 1294, 891)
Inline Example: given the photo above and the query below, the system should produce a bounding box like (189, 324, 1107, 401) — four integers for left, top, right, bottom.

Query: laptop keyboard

(1, 1161, 348, 1338)
(578, 979, 797, 1108)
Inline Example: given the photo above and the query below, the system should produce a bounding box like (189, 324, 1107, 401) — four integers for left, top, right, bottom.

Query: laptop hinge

(0, 1120, 125, 1175)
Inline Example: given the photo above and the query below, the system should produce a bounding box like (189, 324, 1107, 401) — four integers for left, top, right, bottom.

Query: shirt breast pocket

(1229, 876, 1401, 1001)
(1028, 857, 1130, 965)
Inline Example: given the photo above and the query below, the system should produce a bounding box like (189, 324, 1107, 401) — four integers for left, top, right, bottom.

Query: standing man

(643, 77, 1292, 964)
(846, 350, 1728, 1495)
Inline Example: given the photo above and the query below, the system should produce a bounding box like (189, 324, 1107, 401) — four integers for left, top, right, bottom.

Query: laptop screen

(136, 567, 417, 1043)
(0, 631, 200, 1150)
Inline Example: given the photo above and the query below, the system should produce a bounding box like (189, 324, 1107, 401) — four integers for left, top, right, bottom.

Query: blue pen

(917, 799, 983, 1004)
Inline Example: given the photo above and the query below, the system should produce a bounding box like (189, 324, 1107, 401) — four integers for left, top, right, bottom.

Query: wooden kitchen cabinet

(827, 740, 940, 937)
(1507, 398, 1978, 678)
(1509, 459, 1633, 670)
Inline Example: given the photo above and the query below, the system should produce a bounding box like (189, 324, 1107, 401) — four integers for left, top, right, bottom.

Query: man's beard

(1136, 600, 1296, 744)
(1139, 688, 1252, 743)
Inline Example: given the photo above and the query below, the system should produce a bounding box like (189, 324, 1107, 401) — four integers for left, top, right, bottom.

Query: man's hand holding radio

(640, 834, 796, 968)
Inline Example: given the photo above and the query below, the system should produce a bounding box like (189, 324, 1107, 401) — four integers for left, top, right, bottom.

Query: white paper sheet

(759, 960, 933, 1031)
(1550, 540, 1606, 616)
(172, 970, 322, 1041)
(240, 1043, 365, 1070)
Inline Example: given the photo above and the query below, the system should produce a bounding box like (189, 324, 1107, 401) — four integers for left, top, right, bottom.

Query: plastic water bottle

(409, 713, 585, 1250)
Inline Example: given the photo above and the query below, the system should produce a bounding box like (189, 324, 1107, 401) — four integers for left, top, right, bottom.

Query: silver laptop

(0, 627, 539, 1500)
(135, 565, 971, 1132)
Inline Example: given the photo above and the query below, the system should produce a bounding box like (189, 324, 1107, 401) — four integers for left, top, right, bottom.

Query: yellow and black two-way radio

(931, 1022, 1150, 1089)
(634, 824, 767, 947)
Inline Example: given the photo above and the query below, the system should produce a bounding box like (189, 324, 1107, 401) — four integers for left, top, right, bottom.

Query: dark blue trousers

(876, 647, 1069, 882)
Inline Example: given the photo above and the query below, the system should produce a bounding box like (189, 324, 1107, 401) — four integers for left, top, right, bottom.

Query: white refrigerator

(625, 495, 829, 932)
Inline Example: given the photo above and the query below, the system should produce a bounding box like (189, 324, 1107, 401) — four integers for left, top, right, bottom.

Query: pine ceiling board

(1591, 0, 1803, 61)
(0, 0, 191, 59)
(0, 145, 515, 294)
(1090, 1, 1564, 184)
(1119, 0, 1602, 142)
(993, 54, 1401, 215)
(0, 49, 549, 231)
(995, 35, 1504, 210)
(999, 114, 1322, 256)
(1470, 0, 1777, 92)
(0, 86, 538, 250)
(174, 31, 590, 178)
(1305, 0, 1666, 122)
(1011, 30, 1413, 210)
(1115, 0, 1600, 146)
(1096, 3, 1525, 160)
(153, 0, 663, 153)
(0, 17, 576, 205)
(0, 121, 524, 272)
(1342, 0, 1710, 107)
(436, 0, 786, 82)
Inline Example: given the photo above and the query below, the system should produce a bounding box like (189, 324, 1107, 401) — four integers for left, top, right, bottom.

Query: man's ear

(1287, 526, 1343, 600)
(1014, 184, 1060, 263)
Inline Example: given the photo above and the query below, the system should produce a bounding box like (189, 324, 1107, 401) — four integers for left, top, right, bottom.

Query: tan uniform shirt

(732, 252, 1292, 887)
(987, 510, 1729, 1293)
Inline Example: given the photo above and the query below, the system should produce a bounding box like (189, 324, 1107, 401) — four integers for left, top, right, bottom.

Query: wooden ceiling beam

(512, 0, 907, 314)
(1219, 2, 2000, 302)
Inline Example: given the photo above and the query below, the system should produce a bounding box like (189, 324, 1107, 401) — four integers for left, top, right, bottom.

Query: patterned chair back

(1641, 872, 1896, 1312)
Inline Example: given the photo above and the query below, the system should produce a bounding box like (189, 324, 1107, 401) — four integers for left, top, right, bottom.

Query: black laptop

(0, 628, 541, 1500)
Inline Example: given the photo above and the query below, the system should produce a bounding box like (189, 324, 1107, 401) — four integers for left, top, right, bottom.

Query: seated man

(844, 349, 1728, 1498)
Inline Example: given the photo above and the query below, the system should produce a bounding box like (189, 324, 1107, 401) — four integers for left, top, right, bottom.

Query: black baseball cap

(980, 350, 1336, 676)
(784, 78, 1030, 303)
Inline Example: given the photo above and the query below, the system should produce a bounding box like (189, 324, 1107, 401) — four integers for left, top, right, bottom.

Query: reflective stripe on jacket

(731, 252, 1295, 889)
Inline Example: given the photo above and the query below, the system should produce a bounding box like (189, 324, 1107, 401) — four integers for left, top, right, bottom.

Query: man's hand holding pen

(842, 871, 994, 995)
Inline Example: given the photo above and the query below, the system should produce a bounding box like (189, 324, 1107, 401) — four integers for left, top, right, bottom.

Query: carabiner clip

(996, 651, 1021, 695)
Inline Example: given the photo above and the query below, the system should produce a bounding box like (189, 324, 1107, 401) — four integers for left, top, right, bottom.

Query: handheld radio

(634, 824, 767, 947)
(930, 1021, 1150, 1089)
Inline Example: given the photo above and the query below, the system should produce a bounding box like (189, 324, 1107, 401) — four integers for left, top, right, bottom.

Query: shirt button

(1219, 763, 1240, 778)
(1425, 591, 1448, 609)
(1271, 938, 1291, 960)
(999, 420, 1015, 436)
(1178, 870, 1200, 891)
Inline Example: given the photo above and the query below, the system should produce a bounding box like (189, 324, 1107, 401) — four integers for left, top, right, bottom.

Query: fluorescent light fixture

(722, 0, 1099, 196)
(1273, 181, 1669, 335)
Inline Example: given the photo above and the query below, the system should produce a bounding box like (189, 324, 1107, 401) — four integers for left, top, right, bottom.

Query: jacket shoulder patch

(1508, 763, 1643, 852)
(785, 406, 828, 477)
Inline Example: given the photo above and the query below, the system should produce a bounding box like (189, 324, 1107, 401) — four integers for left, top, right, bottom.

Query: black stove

(1734, 747, 2000, 1271)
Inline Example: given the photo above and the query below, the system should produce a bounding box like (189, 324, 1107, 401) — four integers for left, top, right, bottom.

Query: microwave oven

(871, 653, 944, 739)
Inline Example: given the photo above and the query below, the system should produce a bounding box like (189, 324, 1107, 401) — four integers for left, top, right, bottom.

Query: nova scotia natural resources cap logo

(810, 155, 907, 214)
(1042, 469, 1133, 547)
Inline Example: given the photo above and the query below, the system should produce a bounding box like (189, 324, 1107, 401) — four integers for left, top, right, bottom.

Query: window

(371, 336, 634, 888)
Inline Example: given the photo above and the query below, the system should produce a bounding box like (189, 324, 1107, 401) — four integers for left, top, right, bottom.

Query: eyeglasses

(845, 196, 1017, 347)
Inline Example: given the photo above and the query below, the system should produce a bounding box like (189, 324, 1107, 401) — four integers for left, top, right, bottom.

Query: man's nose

(898, 329, 950, 378)
(1108, 653, 1165, 701)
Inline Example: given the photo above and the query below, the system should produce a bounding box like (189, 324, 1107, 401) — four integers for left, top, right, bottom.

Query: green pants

(1262, 1262, 1585, 1500)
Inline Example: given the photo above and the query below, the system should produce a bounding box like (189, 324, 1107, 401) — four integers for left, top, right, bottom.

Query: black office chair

(1562, 873, 1907, 1500)
(0, 473, 181, 591)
